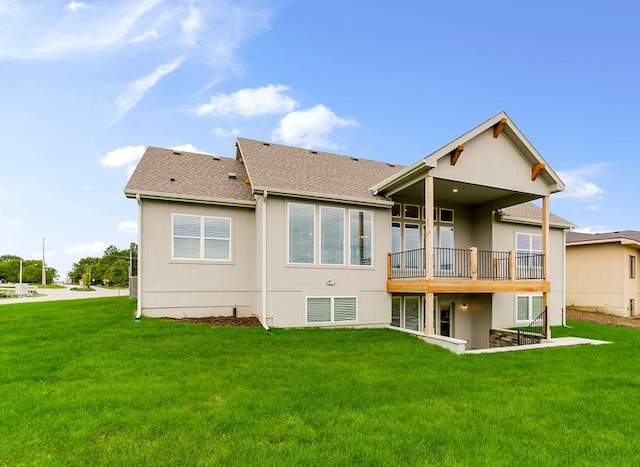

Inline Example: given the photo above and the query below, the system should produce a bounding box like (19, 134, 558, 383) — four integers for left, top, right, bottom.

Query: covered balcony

(387, 247, 549, 294)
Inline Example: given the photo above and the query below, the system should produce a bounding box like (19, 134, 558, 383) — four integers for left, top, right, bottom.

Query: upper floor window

(631, 255, 636, 279)
(516, 232, 542, 268)
(288, 203, 373, 267)
(288, 204, 315, 264)
(173, 214, 231, 261)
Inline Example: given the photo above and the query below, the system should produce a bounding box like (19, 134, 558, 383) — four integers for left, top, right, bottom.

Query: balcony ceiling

(394, 179, 538, 207)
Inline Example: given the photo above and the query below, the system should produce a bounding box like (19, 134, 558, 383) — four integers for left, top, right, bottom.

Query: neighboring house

(124, 112, 572, 350)
(566, 230, 640, 317)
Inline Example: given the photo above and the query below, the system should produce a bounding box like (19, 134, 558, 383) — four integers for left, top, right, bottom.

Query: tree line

(67, 244, 137, 287)
(0, 256, 58, 284)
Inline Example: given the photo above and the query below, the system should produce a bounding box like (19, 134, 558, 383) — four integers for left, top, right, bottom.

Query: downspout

(261, 190, 270, 330)
(135, 194, 142, 320)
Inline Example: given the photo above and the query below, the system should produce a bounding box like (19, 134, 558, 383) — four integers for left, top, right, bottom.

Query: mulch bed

(167, 316, 262, 327)
(566, 307, 640, 329)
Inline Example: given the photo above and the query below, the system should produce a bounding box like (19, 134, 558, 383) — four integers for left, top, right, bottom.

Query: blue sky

(1, 0, 638, 279)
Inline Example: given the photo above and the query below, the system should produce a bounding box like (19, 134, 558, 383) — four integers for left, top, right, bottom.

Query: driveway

(0, 285, 130, 305)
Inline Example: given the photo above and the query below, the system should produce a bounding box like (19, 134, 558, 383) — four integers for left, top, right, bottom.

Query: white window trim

(349, 209, 374, 267)
(287, 203, 316, 265)
(306, 296, 358, 324)
(439, 208, 454, 223)
(287, 203, 374, 268)
(515, 294, 543, 323)
(404, 204, 420, 220)
(171, 213, 232, 262)
(319, 206, 346, 266)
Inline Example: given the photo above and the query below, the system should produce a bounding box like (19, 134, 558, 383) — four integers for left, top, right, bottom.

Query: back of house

(124, 112, 573, 350)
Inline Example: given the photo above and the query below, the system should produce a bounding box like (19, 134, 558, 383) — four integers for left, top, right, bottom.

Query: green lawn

(1, 298, 639, 465)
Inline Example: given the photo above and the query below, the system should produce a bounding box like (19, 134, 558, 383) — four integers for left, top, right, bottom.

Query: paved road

(0, 285, 130, 305)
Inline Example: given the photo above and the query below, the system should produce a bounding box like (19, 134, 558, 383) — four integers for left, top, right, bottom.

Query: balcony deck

(387, 247, 550, 294)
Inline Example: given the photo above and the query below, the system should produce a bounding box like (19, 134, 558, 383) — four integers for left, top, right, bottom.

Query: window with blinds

(306, 296, 357, 324)
(173, 214, 231, 261)
(288, 203, 315, 264)
(288, 203, 373, 267)
(350, 210, 372, 266)
(516, 295, 542, 321)
(320, 206, 344, 265)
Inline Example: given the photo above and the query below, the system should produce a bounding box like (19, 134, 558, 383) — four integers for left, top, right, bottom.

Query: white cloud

(195, 84, 298, 117)
(100, 145, 145, 168)
(574, 225, 609, 234)
(6, 219, 25, 227)
(271, 104, 359, 150)
(0, 1, 273, 65)
(556, 164, 609, 201)
(169, 144, 209, 154)
(0, 0, 167, 60)
(63, 241, 106, 256)
(66, 2, 90, 12)
(181, 3, 203, 46)
(128, 29, 159, 44)
(212, 127, 241, 137)
(116, 57, 185, 120)
(117, 220, 138, 234)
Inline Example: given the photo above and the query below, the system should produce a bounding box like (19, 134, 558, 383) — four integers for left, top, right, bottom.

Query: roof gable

(124, 147, 255, 206)
(236, 138, 403, 205)
(373, 112, 565, 195)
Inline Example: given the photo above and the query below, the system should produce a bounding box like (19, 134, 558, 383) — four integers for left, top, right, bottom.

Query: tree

(0, 257, 57, 283)
(67, 244, 137, 285)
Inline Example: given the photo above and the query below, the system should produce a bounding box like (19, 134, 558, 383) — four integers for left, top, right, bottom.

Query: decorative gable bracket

(531, 163, 545, 181)
(450, 145, 465, 166)
(493, 118, 507, 138)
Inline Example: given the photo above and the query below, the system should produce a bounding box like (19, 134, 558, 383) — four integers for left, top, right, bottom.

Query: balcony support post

(424, 175, 434, 279)
(425, 292, 434, 334)
(470, 247, 478, 280)
(509, 249, 516, 280)
(542, 196, 550, 338)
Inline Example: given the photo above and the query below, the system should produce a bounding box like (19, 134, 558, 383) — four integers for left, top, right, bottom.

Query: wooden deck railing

(388, 247, 544, 281)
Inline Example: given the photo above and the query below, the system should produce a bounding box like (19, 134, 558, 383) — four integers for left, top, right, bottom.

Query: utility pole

(42, 238, 46, 286)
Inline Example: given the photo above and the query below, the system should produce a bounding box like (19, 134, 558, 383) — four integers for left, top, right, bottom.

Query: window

(631, 255, 636, 279)
(391, 222, 401, 268)
(289, 204, 315, 264)
(392, 203, 401, 217)
(516, 233, 542, 268)
(439, 208, 454, 223)
(516, 295, 543, 322)
(320, 207, 344, 265)
(288, 203, 373, 267)
(404, 204, 420, 219)
(306, 296, 357, 323)
(404, 296, 420, 331)
(173, 214, 230, 261)
(350, 210, 373, 266)
(391, 296, 401, 327)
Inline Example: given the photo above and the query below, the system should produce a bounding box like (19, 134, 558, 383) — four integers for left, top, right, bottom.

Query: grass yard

(1, 298, 639, 465)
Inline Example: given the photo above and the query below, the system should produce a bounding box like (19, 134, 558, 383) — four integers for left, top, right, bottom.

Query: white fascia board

(500, 215, 574, 230)
(124, 190, 256, 208)
(370, 160, 432, 195)
(251, 186, 394, 208)
(567, 238, 640, 248)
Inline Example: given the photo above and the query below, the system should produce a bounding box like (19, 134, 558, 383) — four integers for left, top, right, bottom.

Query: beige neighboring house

(566, 230, 640, 317)
(124, 112, 573, 351)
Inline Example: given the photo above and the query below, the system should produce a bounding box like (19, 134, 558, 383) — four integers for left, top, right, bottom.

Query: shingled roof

(124, 147, 255, 206)
(566, 230, 640, 245)
(499, 202, 574, 229)
(236, 138, 403, 205)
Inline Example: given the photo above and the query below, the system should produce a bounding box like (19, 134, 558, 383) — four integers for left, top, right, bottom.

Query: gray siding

(260, 196, 391, 328)
(139, 199, 256, 318)
(429, 129, 550, 197)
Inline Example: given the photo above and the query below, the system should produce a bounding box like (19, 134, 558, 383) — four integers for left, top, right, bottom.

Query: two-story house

(124, 112, 572, 350)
